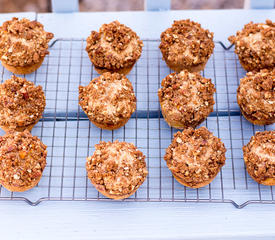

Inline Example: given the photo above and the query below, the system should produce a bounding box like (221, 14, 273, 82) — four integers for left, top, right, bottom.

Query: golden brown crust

(0, 17, 53, 71)
(86, 21, 143, 74)
(86, 141, 148, 199)
(158, 70, 215, 129)
(0, 117, 41, 133)
(237, 69, 275, 125)
(164, 127, 226, 188)
(94, 63, 134, 75)
(159, 19, 214, 72)
(0, 76, 46, 132)
(243, 131, 275, 185)
(0, 130, 47, 192)
(79, 72, 136, 130)
(228, 19, 275, 71)
(1, 57, 44, 75)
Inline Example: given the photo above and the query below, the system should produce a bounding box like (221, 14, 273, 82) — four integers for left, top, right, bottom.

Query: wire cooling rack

(0, 39, 274, 208)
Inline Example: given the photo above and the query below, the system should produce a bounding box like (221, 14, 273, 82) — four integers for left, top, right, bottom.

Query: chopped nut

(13, 174, 20, 180)
(19, 151, 27, 159)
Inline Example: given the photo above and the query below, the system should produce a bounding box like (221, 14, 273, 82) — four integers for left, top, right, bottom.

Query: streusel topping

(158, 70, 215, 128)
(228, 20, 275, 71)
(164, 127, 226, 187)
(79, 72, 136, 126)
(0, 17, 54, 67)
(159, 19, 214, 67)
(0, 76, 46, 129)
(243, 131, 275, 182)
(0, 130, 47, 189)
(237, 69, 275, 122)
(86, 141, 148, 196)
(86, 21, 143, 70)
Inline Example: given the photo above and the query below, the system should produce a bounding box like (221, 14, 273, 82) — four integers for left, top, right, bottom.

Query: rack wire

(0, 39, 274, 208)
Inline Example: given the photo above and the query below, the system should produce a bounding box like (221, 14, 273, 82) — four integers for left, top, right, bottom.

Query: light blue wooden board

(0, 201, 275, 240)
(0, 10, 275, 240)
(37, 10, 275, 44)
(0, 12, 36, 22)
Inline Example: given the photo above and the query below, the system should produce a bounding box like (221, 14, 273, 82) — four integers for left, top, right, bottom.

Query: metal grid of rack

(0, 39, 274, 208)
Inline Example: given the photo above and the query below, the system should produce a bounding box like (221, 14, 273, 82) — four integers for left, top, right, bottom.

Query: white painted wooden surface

(0, 10, 275, 240)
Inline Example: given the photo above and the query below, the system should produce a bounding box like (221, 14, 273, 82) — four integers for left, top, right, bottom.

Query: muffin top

(86, 140, 148, 197)
(237, 69, 275, 121)
(86, 21, 143, 70)
(159, 19, 214, 67)
(164, 127, 226, 187)
(158, 70, 215, 128)
(0, 130, 47, 189)
(0, 76, 46, 129)
(228, 19, 275, 71)
(0, 17, 54, 67)
(243, 131, 275, 183)
(79, 72, 136, 126)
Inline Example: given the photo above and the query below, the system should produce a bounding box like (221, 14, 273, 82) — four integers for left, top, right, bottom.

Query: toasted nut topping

(243, 131, 275, 184)
(86, 21, 143, 70)
(159, 19, 214, 68)
(0, 130, 47, 190)
(164, 127, 226, 188)
(0, 17, 54, 67)
(0, 76, 46, 130)
(86, 140, 147, 197)
(228, 19, 275, 71)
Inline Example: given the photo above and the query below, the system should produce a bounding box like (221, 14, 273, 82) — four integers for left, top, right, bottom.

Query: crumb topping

(79, 72, 136, 126)
(86, 21, 143, 70)
(237, 69, 275, 123)
(159, 19, 214, 67)
(243, 131, 275, 182)
(164, 127, 226, 187)
(86, 140, 148, 197)
(0, 76, 46, 129)
(158, 70, 215, 128)
(0, 130, 47, 189)
(0, 17, 54, 67)
(228, 19, 275, 71)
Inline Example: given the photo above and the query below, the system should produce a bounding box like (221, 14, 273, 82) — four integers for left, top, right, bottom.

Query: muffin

(243, 131, 275, 186)
(0, 17, 54, 75)
(159, 19, 214, 72)
(86, 21, 143, 75)
(79, 72, 136, 130)
(228, 19, 275, 71)
(164, 127, 226, 188)
(158, 70, 215, 129)
(237, 69, 275, 125)
(86, 140, 148, 199)
(0, 76, 46, 132)
(0, 130, 47, 192)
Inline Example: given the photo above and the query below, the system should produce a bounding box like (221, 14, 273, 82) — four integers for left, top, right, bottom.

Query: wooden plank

(0, 201, 274, 239)
(0, 10, 275, 240)
(37, 10, 275, 44)
(0, 12, 36, 23)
